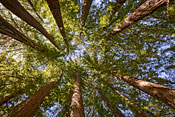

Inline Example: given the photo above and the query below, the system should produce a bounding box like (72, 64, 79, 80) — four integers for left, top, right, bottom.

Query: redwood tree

(2, 79, 59, 117)
(0, 89, 22, 107)
(70, 70, 85, 117)
(0, 0, 60, 50)
(111, 73, 175, 109)
(109, 0, 171, 35)
(0, 0, 175, 116)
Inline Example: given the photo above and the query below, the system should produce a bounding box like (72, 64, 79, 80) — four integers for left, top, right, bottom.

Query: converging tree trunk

(70, 70, 85, 117)
(0, 0, 60, 50)
(46, 0, 68, 47)
(110, 0, 170, 35)
(93, 83, 124, 117)
(0, 89, 22, 107)
(111, 72, 175, 109)
(2, 79, 59, 117)
(27, 0, 43, 21)
(106, 81, 149, 117)
(0, 15, 45, 53)
(80, 0, 93, 28)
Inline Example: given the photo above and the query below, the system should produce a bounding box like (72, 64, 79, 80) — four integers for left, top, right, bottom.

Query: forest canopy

(0, 0, 175, 116)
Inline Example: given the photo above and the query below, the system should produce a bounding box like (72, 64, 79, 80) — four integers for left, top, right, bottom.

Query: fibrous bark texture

(0, 15, 45, 53)
(3, 80, 57, 117)
(110, 0, 170, 35)
(111, 73, 175, 109)
(0, 0, 60, 50)
(27, 0, 43, 21)
(46, 0, 68, 47)
(70, 70, 85, 117)
(0, 89, 22, 107)
(80, 0, 93, 28)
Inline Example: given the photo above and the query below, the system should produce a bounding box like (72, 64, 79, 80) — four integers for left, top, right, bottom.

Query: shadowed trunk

(111, 72, 175, 109)
(2, 79, 59, 117)
(0, 89, 23, 107)
(70, 70, 85, 117)
(80, 0, 93, 28)
(46, 0, 68, 47)
(27, 0, 43, 21)
(0, 15, 45, 53)
(106, 81, 149, 117)
(93, 83, 125, 117)
(110, 0, 170, 35)
(109, 0, 127, 21)
(0, 0, 60, 50)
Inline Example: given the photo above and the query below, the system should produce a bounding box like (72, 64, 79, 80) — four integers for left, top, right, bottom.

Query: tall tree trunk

(80, 0, 93, 28)
(93, 83, 125, 117)
(106, 81, 149, 117)
(111, 72, 175, 109)
(2, 79, 59, 117)
(0, 15, 45, 53)
(46, 0, 68, 47)
(109, 0, 170, 35)
(0, 0, 60, 50)
(0, 89, 22, 107)
(27, 0, 43, 22)
(70, 70, 85, 117)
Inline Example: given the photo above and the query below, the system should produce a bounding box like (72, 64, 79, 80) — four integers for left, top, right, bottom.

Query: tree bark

(80, 0, 93, 28)
(2, 79, 58, 117)
(46, 0, 68, 47)
(0, 0, 60, 50)
(27, 0, 43, 22)
(0, 89, 23, 107)
(93, 83, 125, 117)
(111, 72, 175, 109)
(0, 15, 45, 53)
(110, 0, 170, 35)
(106, 81, 149, 117)
(70, 70, 85, 117)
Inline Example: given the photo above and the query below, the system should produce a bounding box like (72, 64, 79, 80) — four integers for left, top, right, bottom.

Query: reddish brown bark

(109, 0, 127, 21)
(70, 70, 85, 117)
(0, 0, 60, 50)
(80, 0, 93, 28)
(46, 0, 68, 47)
(0, 15, 45, 53)
(106, 81, 149, 117)
(110, 0, 170, 35)
(0, 89, 23, 107)
(2, 80, 58, 117)
(111, 73, 175, 109)
(93, 83, 124, 117)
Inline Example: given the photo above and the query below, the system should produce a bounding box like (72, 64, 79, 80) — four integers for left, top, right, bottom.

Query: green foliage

(0, 0, 175, 116)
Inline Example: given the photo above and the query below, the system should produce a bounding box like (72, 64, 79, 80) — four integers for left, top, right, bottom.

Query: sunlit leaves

(1, 0, 175, 116)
